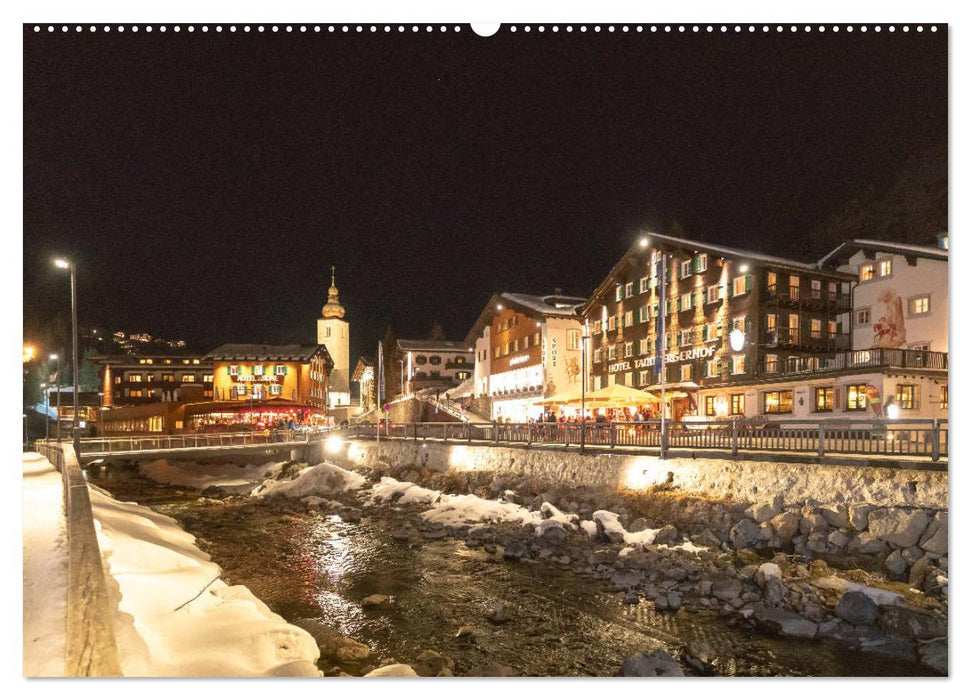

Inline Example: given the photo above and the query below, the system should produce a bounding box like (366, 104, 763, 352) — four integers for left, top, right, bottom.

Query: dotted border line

(30, 24, 939, 35)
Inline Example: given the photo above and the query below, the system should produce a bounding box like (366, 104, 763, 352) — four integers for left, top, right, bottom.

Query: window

(680, 260, 693, 278)
(607, 345, 617, 361)
(941, 385, 948, 410)
(625, 282, 634, 298)
(731, 355, 746, 375)
(910, 342, 930, 351)
(638, 306, 649, 323)
(624, 341, 634, 358)
(639, 276, 650, 293)
(145, 374, 154, 382)
(269, 384, 282, 396)
(810, 318, 822, 340)
(593, 348, 603, 363)
(203, 374, 214, 383)
(706, 359, 719, 378)
(114, 376, 121, 384)
(789, 314, 800, 331)
(456, 371, 471, 380)
(128, 374, 142, 383)
(680, 292, 693, 311)
(323, 326, 332, 338)
(764, 390, 793, 414)
(253, 364, 264, 376)
(732, 315, 748, 333)
(608, 316, 616, 331)
(859, 264, 875, 282)
(680, 329, 693, 346)
(162, 373, 175, 382)
(704, 396, 717, 417)
(846, 384, 869, 411)
(639, 370, 650, 386)
(765, 313, 777, 332)
(567, 329, 580, 350)
(251, 385, 265, 400)
(730, 393, 745, 415)
(909, 296, 931, 316)
(182, 374, 196, 383)
(680, 364, 692, 382)
(764, 353, 779, 373)
(732, 275, 751, 297)
(695, 254, 708, 273)
(273, 365, 287, 375)
(229, 365, 239, 376)
(639, 338, 649, 355)
(533, 332, 540, 346)
(513, 339, 520, 352)
(193, 359, 200, 365)
(895, 384, 917, 410)
(879, 258, 893, 277)
(593, 320, 602, 334)
(706, 284, 721, 304)
(814, 387, 834, 412)
(615, 285, 623, 301)
(624, 310, 633, 327)
(856, 308, 871, 327)
(810, 279, 822, 299)
(235, 384, 248, 396)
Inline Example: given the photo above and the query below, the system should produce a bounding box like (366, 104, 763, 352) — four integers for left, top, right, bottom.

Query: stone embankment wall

(335, 439, 948, 588)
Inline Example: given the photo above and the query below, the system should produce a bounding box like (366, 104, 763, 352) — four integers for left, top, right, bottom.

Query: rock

(750, 603, 818, 638)
(413, 650, 455, 677)
(391, 529, 412, 542)
(909, 554, 932, 588)
(827, 530, 850, 550)
(848, 503, 876, 531)
(867, 508, 932, 549)
(292, 618, 371, 663)
(620, 650, 685, 677)
(654, 593, 669, 611)
(590, 549, 618, 566)
(364, 664, 418, 677)
(469, 664, 515, 677)
(624, 590, 641, 605)
(820, 504, 850, 529)
(729, 519, 761, 549)
(885, 550, 908, 576)
(769, 511, 800, 541)
(628, 517, 652, 533)
(455, 625, 476, 639)
(361, 594, 391, 609)
(693, 529, 722, 548)
(611, 570, 645, 588)
(653, 524, 680, 546)
(711, 578, 743, 602)
(683, 641, 718, 674)
(918, 640, 948, 674)
(835, 591, 879, 626)
(807, 532, 829, 553)
(487, 601, 510, 625)
(667, 592, 683, 610)
(853, 533, 890, 556)
(919, 512, 948, 555)
(746, 498, 782, 523)
(877, 605, 946, 640)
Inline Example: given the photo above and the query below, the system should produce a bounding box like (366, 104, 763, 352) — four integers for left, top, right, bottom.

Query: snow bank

(252, 462, 366, 500)
(22, 453, 68, 676)
(89, 486, 321, 676)
(580, 520, 598, 538)
(813, 575, 905, 607)
(593, 510, 661, 546)
(140, 458, 284, 491)
(370, 476, 441, 505)
(421, 494, 541, 528)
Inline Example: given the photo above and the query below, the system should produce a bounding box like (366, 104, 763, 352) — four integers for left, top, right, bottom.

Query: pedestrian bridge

(38, 429, 339, 464)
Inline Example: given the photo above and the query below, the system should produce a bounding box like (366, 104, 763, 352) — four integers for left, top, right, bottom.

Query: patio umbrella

(567, 384, 658, 407)
(533, 387, 584, 406)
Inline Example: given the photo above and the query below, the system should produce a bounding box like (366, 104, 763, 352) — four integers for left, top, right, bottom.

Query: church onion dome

(321, 266, 346, 319)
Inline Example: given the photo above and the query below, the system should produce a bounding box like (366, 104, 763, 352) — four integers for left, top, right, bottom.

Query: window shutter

(745, 318, 752, 335)
(745, 274, 752, 293)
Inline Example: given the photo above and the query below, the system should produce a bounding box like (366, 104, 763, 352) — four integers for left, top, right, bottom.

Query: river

(91, 463, 932, 677)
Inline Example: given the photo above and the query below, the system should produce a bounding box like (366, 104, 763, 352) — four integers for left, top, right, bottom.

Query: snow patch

(580, 520, 598, 538)
(252, 462, 366, 500)
(421, 494, 540, 528)
(813, 575, 905, 607)
(369, 476, 441, 505)
(593, 509, 660, 546)
(140, 458, 284, 491)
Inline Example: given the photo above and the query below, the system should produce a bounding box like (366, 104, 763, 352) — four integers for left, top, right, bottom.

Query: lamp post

(580, 321, 590, 453)
(50, 354, 61, 443)
(41, 383, 49, 440)
(54, 258, 81, 459)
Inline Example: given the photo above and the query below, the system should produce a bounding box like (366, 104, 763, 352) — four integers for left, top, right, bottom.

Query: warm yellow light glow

(496, 304, 503, 311)
(49, 353, 58, 361)
(739, 264, 749, 273)
(639, 237, 649, 248)
(449, 444, 469, 469)
(53, 258, 70, 269)
(23, 345, 36, 363)
(622, 457, 670, 491)
(886, 402, 900, 420)
(325, 435, 344, 455)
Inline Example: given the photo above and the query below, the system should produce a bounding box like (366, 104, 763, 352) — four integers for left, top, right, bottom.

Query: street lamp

(50, 354, 61, 442)
(41, 383, 49, 440)
(580, 321, 590, 453)
(53, 258, 81, 459)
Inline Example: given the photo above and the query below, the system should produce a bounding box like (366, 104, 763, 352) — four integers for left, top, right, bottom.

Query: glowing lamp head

(729, 329, 746, 352)
(49, 353, 58, 361)
(739, 263, 749, 273)
(325, 435, 344, 455)
(496, 304, 503, 311)
(885, 401, 900, 420)
(53, 258, 70, 269)
(639, 237, 649, 248)
(23, 345, 36, 363)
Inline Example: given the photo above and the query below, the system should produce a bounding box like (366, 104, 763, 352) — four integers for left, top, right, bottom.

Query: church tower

(317, 266, 350, 409)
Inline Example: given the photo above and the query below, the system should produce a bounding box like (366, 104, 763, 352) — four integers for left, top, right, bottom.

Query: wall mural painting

(872, 288, 907, 348)
(566, 357, 581, 385)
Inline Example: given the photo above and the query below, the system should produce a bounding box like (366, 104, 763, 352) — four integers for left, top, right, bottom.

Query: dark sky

(23, 24, 947, 364)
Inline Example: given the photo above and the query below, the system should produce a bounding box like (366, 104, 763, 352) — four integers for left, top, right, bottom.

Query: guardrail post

(731, 420, 738, 457)
(931, 419, 940, 462)
(493, 421, 499, 444)
(817, 423, 825, 458)
(527, 423, 532, 447)
(467, 421, 472, 443)
(609, 423, 616, 449)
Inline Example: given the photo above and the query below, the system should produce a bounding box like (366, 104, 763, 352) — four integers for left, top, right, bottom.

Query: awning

(568, 384, 659, 406)
(532, 387, 583, 406)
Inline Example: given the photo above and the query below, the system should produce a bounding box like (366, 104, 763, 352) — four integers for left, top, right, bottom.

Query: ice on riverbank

(22, 453, 68, 676)
(89, 485, 321, 675)
(370, 476, 441, 505)
(252, 462, 366, 500)
(140, 458, 284, 492)
(418, 492, 582, 537)
(593, 509, 661, 546)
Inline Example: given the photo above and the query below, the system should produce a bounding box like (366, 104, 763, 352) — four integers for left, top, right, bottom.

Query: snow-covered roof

(397, 339, 474, 353)
(819, 238, 949, 267)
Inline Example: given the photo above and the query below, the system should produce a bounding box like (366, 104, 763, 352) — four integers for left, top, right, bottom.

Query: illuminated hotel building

(207, 344, 332, 406)
(397, 339, 474, 395)
(466, 292, 587, 422)
(581, 233, 856, 421)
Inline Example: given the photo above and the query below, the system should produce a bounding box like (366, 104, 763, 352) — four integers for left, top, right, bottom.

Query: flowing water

(91, 464, 932, 677)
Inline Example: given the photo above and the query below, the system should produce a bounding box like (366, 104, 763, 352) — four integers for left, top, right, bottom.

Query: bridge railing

(346, 418, 948, 462)
(34, 442, 122, 676)
(63, 427, 337, 455)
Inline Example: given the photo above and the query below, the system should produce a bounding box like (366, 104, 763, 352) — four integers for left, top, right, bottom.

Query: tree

(428, 321, 446, 341)
(380, 326, 402, 400)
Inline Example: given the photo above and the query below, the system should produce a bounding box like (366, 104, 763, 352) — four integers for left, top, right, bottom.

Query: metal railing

(761, 348, 948, 376)
(347, 418, 948, 462)
(61, 428, 335, 455)
(34, 442, 122, 676)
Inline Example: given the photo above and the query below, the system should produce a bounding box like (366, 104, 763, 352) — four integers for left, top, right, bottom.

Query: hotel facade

(466, 292, 587, 422)
(93, 353, 213, 407)
(397, 339, 475, 395)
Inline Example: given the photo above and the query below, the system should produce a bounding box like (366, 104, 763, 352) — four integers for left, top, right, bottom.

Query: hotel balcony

(764, 284, 851, 312)
(760, 348, 948, 377)
(761, 326, 850, 352)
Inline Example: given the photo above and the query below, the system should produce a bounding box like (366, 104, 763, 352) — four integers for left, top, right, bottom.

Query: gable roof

(464, 291, 587, 345)
(819, 239, 949, 268)
(396, 339, 474, 353)
(205, 344, 334, 367)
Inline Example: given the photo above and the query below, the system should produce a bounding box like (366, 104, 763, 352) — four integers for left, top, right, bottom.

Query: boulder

(487, 601, 510, 625)
(624, 590, 641, 605)
(711, 578, 743, 602)
(848, 503, 876, 531)
(835, 591, 879, 626)
(364, 664, 418, 677)
(361, 594, 391, 609)
(667, 592, 683, 610)
(292, 618, 371, 663)
(653, 524, 681, 546)
(919, 512, 948, 555)
(746, 500, 781, 524)
(749, 603, 818, 639)
(853, 533, 890, 556)
(877, 605, 946, 640)
(885, 550, 908, 576)
(455, 625, 476, 639)
(683, 641, 718, 674)
(628, 517, 653, 533)
(867, 508, 931, 549)
(620, 650, 685, 677)
(611, 570, 645, 588)
(693, 529, 723, 548)
(413, 650, 455, 677)
(827, 530, 850, 550)
(769, 511, 800, 541)
(729, 519, 761, 549)
(918, 640, 948, 675)
(820, 504, 850, 529)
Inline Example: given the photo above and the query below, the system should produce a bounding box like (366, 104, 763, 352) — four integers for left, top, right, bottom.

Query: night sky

(23, 25, 947, 364)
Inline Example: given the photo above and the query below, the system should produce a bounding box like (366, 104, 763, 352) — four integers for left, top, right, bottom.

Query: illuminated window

(879, 259, 893, 277)
(615, 285, 623, 301)
(593, 320, 602, 334)
(182, 374, 196, 383)
(731, 355, 746, 375)
(732, 275, 750, 297)
(680, 292, 693, 311)
(730, 393, 745, 415)
(680, 364, 692, 381)
(814, 387, 834, 412)
(680, 260, 693, 278)
(706, 284, 721, 304)
(639, 338, 649, 355)
(705, 396, 716, 416)
(235, 384, 248, 396)
(229, 365, 239, 376)
(764, 390, 793, 414)
(182, 359, 190, 365)
(941, 385, 948, 410)
(695, 254, 708, 273)
(624, 310, 633, 327)
(856, 308, 871, 327)
(203, 374, 214, 383)
(193, 359, 200, 364)
(846, 384, 868, 411)
(253, 364, 265, 376)
(625, 282, 634, 298)
(639, 276, 650, 293)
(706, 359, 719, 377)
(533, 332, 540, 346)
(607, 316, 616, 331)
(638, 370, 650, 386)
(607, 345, 617, 361)
(624, 341, 634, 358)
(128, 374, 142, 383)
(593, 348, 603, 363)
(859, 264, 874, 282)
(764, 354, 778, 373)
(680, 329, 693, 346)
(895, 384, 917, 410)
(909, 296, 930, 316)
(639, 306, 649, 323)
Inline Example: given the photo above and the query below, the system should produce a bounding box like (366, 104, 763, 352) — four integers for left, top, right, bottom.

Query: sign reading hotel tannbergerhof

(580, 232, 949, 422)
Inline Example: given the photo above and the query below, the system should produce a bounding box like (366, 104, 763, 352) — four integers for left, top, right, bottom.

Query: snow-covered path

(22, 452, 68, 677)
